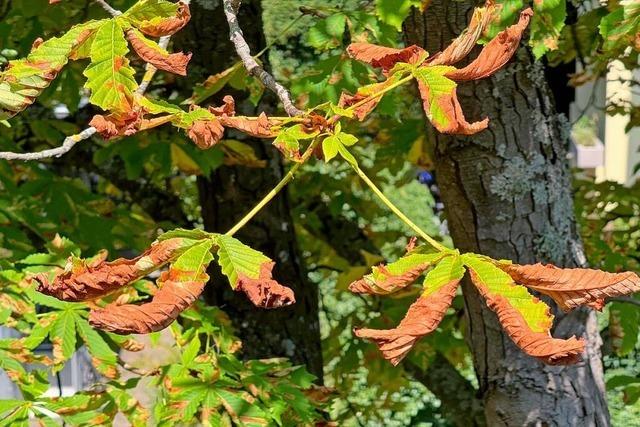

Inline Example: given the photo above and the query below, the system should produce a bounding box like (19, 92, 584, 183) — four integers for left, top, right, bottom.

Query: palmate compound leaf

(215, 235, 295, 309)
(500, 262, 640, 311)
(0, 20, 104, 120)
(462, 254, 585, 364)
(345, 2, 533, 135)
(354, 255, 464, 365)
(83, 19, 138, 113)
(89, 239, 214, 334)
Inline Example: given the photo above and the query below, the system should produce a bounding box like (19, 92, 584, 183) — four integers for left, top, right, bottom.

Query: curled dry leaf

(502, 263, 640, 311)
(137, 1, 191, 38)
(464, 255, 584, 365)
(220, 113, 280, 138)
(355, 256, 464, 365)
(89, 268, 206, 334)
(427, 1, 496, 66)
(347, 43, 426, 74)
(445, 8, 533, 81)
(338, 73, 404, 121)
(349, 251, 443, 295)
(34, 238, 184, 301)
(89, 110, 143, 139)
(187, 118, 224, 149)
(126, 29, 191, 76)
(236, 261, 295, 309)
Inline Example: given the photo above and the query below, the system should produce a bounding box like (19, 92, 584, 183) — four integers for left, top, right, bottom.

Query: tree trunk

(173, 1, 323, 378)
(404, 2, 609, 425)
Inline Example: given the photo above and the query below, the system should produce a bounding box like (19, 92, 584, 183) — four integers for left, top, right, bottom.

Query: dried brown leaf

(428, 1, 496, 66)
(35, 238, 183, 301)
(502, 263, 640, 311)
(236, 261, 295, 309)
(354, 279, 460, 365)
(445, 8, 533, 81)
(88, 268, 206, 334)
(126, 29, 191, 76)
(187, 118, 224, 149)
(347, 43, 426, 73)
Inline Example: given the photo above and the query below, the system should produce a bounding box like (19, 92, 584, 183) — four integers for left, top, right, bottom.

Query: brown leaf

(502, 263, 640, 311)
(347, 43, 427, 73)
(126, 29, 191, 76)
(138, 1, 191, 38)
(416, 80, 489, 134)
(468, 268, 585, 364)
(337, 75, 403, 121)
(208, 95, 236, 116)
(89, 110, 143, 139)
(236, 261, 295, 309)
(428, 1, 496, 66)
(445, 8, 533, 81)
(187, 118, 224, 149)
(219, 113, 280, 138)
(88, 268, 206, 334)
(354, 279, 460, 365)
(34, 238, 183, 302)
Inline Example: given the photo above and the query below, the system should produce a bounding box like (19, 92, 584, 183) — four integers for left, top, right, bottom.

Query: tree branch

(0, 127, 97, 161)
(94, 0, 121, 17)
(222, 0, 303, 117)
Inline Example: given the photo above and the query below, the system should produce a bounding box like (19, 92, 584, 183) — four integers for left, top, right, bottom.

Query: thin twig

(222, 0, 303, 117)
(0, 127, 97, 161)
(94, 0, 121, 17)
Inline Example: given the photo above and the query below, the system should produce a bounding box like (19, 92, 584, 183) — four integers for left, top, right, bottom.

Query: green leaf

(52, 310, 77, 364)
(215, 235, 270, 288)
(83, 19, 138, 112)
(375, 0, 423, 31)
(123, 0, 179, 25)
(413, 66, 457, 129)
(181, 335, 201, 366)
(172, 239, 214, 277)
(76, 317, 118, 378)
(530, 0, 567, 58)
(322, 135, 339, 161)
(337, 143, 358, 167)
(609, 301, 640, 355)
(422, 254, 464, 296)
(157, 228, 212, 242)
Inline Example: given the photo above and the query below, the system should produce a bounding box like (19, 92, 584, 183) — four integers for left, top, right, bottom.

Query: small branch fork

(0, 0, 164, 162)
(222, 0, 303, 117)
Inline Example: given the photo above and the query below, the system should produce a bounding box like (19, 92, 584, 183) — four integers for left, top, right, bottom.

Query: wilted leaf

(346, 43, 427, 74)
(216, 235, 295, 308)
(445, 8, 533, 81)
(131, 0, 191, 37)
(126, 29, 192, 76)
(463, 254, 584, 364)
(501, 263, 640, 311)
(35, 238, 188, 301)
(355, 255, 464, 365)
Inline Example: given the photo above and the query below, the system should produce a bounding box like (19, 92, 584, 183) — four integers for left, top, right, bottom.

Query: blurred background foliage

(0, 0, 638, 425)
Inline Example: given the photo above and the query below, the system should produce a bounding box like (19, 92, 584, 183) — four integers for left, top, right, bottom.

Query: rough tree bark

(404, 2, 609, 425)
(173, 0, 323, 378)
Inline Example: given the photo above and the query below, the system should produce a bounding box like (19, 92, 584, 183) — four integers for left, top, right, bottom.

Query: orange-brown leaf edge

(346, 43, 427, 74)
(137, 1, 191, 38)
(236, 261, 295, 309)
(502, 263, 640, 311)
(354, 279, 460, 365)
(417, 80, 489, 135)
(126, 29, 192, 76)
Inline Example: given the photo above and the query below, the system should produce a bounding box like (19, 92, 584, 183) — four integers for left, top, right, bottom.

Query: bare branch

(222, 0, 303, 117)
(94, 0, 122, 17)
(0, 127, 97, 161)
